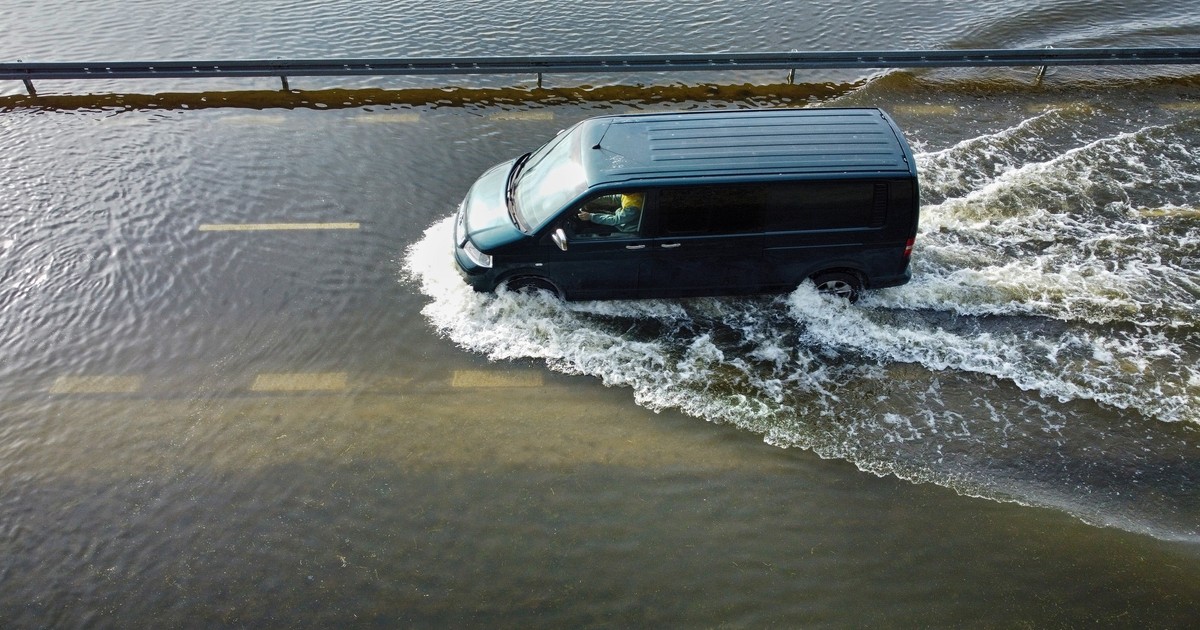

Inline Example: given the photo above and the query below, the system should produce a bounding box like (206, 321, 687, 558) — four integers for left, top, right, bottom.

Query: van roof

(579, 108, 915, 187)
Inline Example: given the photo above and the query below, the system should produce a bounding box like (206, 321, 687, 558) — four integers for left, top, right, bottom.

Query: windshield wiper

(505, 152, 532, 230)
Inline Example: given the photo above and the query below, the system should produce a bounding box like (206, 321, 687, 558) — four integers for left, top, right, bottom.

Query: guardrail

(4, 48, 1199, 96)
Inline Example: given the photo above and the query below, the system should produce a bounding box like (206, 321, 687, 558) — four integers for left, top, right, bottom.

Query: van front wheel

(811, 271, 862, 303)
(502, 276, 563, 299)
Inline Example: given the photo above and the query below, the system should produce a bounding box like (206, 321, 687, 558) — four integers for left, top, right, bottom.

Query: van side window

(658, 187, 763, 235)
(659, 181, 888, 235)
(764, 182, 886, 231)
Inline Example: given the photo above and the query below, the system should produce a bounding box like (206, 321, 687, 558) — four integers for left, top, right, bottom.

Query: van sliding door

(639, 186, 765, 297)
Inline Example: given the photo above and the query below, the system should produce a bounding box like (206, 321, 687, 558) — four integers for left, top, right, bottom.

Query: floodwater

(2, 0, 1200, 626)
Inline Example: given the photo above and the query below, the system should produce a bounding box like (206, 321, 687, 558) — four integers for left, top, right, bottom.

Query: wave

(894, 116, 1200, 327)
(402, 108, 1200, 541)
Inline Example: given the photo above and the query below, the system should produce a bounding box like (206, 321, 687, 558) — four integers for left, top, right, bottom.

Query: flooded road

(3, 79, 1198, 627)
(407, 81, 1200, 540)
(3, 0, 1200, 626)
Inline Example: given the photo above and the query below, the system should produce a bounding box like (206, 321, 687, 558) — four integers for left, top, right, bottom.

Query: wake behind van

(453, 108, 919, 301)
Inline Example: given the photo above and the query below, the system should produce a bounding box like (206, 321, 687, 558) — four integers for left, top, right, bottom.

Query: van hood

(462, 158, 525, 251)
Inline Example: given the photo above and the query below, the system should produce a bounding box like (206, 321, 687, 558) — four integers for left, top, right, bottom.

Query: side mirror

(552, 228, 569, 252)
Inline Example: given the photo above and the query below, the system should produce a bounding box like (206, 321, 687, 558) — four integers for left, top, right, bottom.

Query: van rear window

(658, 181, 887, 235)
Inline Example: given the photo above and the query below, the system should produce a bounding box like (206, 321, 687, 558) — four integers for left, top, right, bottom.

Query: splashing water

(404, 111, 1200, 541)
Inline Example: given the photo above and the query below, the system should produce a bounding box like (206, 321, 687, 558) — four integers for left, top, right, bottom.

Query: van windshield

(513, 124, 589, 232)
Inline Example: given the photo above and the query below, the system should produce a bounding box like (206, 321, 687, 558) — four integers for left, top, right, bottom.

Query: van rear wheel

(811, 271, 862, 303)
(503, 276, 563, 299)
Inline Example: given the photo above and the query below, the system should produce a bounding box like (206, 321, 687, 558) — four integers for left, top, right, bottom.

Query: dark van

(453, 108, 919, 301)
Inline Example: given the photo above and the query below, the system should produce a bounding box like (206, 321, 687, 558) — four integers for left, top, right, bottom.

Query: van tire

(503, 276, 563, 299)
(811, 271, 862, 303)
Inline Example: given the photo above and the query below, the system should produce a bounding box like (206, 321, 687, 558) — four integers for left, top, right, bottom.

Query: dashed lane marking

(49, 375, 144, 394)
(891, 104, 958, 116)
(43, 370, 549, 396)
(218, 114, 289, 125)
(198, 222, 360, 232)
(251, 372, 349, 392)
(488, 111, 555, 121)
(451, 370, 544, 388)
(1162, 102, 1200, 111)
(351, 112, 421, 123)
(1137, 206, 1200, 218)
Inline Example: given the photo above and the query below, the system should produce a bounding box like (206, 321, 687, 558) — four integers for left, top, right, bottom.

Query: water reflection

(3, 67, 1200, 626)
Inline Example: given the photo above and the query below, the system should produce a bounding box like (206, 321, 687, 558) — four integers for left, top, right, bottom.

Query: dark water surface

(2, 0, 1200, 626)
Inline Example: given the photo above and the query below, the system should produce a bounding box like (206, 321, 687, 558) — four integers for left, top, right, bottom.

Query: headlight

(454, 202, 492, 268)
(454, 203, 466, 243)
(463, 240, 493, 268)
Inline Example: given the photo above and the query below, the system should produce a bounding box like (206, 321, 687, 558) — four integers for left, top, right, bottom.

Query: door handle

(660, 243, 682, 248)
(625, 244, 646, 250)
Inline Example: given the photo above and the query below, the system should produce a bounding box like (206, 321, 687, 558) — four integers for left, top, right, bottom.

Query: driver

(577, 192, 644, 234)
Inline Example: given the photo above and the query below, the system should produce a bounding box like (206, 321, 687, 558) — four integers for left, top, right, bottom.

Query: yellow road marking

(218, 114, 288, 125)
(1137, 206, 1200, 218)
(352, 112, 421, 123)
(49, 375, 143, 394)
(1162, 102, 1200, 111)
(892, 104, 958, 116)
(199, 222, 360, 232)
(489, 111, 555, 121)
(98, 117, 143, 126)
(451, 370, 544, 388)
(252, 372, 348, 392)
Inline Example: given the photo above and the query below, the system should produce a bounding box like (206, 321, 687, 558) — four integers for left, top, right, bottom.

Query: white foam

(898, 122, 1200, 329)
(916, 108, 1072, 201)
(401, 112, 1200, 540)
(790, 284, 1196, 424)
(404, 116, 1200, 428)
